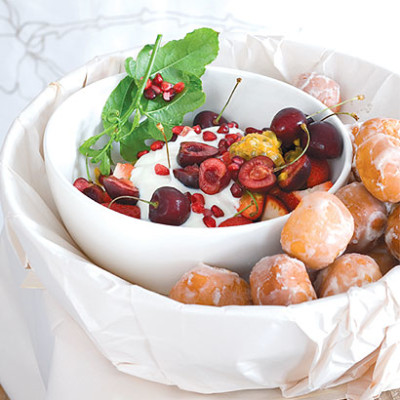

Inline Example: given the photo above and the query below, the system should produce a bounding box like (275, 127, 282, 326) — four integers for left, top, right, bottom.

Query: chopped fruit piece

(203, 130, 217, 141)
(82, 184, 111, 203)
(102, 203, 141, 219)
(237, 192, 265, 220)
(151, 85, 162, 95)
(238, 156, 276, 192)
(219, 215, 253, 227)
(220, 151, 232, 165)
(228, 121, 239, 128)
(250, 254, 316, 305)
(192, 125, 202, 134)
(191, 193, 205, 214)
(145, 78, 152, 89)
(199, 158, 231, 195)
(169, 263, 252, 306)
(315, 254, 382, 297)
(277, 155, 311, 192)
(144, 88, 157, 100)
(261, 195, 289, 220)
(269, 186, 300, 211)
(281, 191, 354, 270)
(160, 81, 173, 91)
(230, 182, 244, 198)
(154, 164, 170, 175)
(293, 72, 341, 112)
(102, 175, 139, 205)
(203, 215, 216, 227)
(162, 89, 176, 102)
(245, 127, 262, 134)
(150, 140, 164, 151)
(306, 158, 330, 188)
(173, 81, 185, 93)
(177, 141, 219, 167)
(152, 73, 163, 86)
(211, 205, 224, 218)
(225, 133, 240, 145)
(73, 177, 91, 192)
(217, 123, 229, 134)
(137, 150, 149, 159)
(173, 165, 200, 188)
(113, 163, 134, 180)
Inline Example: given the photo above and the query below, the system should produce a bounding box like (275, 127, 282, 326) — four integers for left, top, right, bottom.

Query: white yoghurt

(130, 126, 243, 227)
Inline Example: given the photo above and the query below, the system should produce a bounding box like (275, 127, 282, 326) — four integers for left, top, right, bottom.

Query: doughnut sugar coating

(385, 204, 400, 260)
(315, 253, 382, 298)
(281, 191, 354, 270)
(355, 133, 400, 203)
(169, 263, 252, 306)
(293, 72, 341, 112)
(335, 182, 387, 253)
(249, 254, 316, 306)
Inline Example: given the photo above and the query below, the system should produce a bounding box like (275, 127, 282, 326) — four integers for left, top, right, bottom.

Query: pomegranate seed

(192, 202, 204, 213)
(163, 89, 176, 102)
(137, 150, 149, 159)
(172, 126, 184, 135)
(203, 208, 213, 218)
(211, 205, 224, 218)
(150, 140, 164, 151)
(173, 82, 185, 93)
(221, 151, 232, 165)
(218, 139, 229, 154)
(228, 162, 240, 179)
(191, 193, 205, 206)
(232, 156, 245, 166)
(203, 215, 216, 228)
(192, 125, 202, 134)
(144, 88, 157, 100)
(161, 81, 173, 92)
(151, 85, 162, 95)
(152, 73, 163, 86)
(245, 127, 262, 135)
(145, 79, 152, 89)
(154, 164, 170, 175)
(225, 134, 239, 145)
(228, 121, 239, 128)
(230, 182, 244, 198)
(217, 123, 229, 134)
(203, 130, 217, 141)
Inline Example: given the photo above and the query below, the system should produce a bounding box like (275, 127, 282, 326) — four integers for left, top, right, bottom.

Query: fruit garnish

(102, 175, 140, 205)
(177, 141, 219, 167)
(113, 163, 134, 180)
(238, 155, 276, 192)
(79, 28, 219, 175)
(218, 215, 253, 227)
(173, 164, 200, 188)
(306, 158, 330, 188)
(277, 155, 311, 192)
(102, 202, 141, 219)
(237, 192, 264, 220)
(261, 195, 289, 220)
(199, 158, 231, 195)
(73, 177, 111, 203)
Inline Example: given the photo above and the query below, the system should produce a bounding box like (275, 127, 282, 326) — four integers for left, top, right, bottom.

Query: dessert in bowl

(44, 65, 352, 294)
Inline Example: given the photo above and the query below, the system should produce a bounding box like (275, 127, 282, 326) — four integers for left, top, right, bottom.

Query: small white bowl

(44, 66, 352, 294)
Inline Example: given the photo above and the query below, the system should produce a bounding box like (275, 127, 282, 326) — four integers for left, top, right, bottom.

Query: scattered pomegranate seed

(154, 164, 170, 175)
(137, 150, 149, 159)
(192, 202, 204, 213)
(173, 82, 185, 93)
(192, 125, 202, 134)
(225, 133, 239, 145)
(144, 88, 157, 100)
(230, 182, 244, 198)
(151, 85, 162, 95)
(203, 215, 216, 228)
(218, 138, 229, 154)
(145, 79, 152, 89)
(163, 89, 175, 102)
(152, 73, 163, 86)
(172, 126, 184, 135)
(228, 121, 239, 128)
(220, 151, 232, 165)
(191, 193, 205, 206)
(228, 162, 240, 179)
(245, 127, 262, 135)
(232, 156, 245, 166)
(217, 123, 229, 134)
(203, 208, 213, 218)
(211, 205, 224, 218)
(203, 130, 217, 141)
(161, 81, 173, 92)
(150, 140, 164, 151)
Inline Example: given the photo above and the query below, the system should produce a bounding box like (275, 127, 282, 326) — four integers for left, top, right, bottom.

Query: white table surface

(1, 1, 400, 399)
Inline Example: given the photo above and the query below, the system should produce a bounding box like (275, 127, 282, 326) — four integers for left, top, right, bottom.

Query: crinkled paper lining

(1, 33, 400, 399)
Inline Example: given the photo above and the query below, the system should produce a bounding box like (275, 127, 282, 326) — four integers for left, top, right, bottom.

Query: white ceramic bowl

(44, 66, 352, 294)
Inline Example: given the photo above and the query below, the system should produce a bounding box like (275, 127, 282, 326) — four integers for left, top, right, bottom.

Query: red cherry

(270, 107, 307, 146)
(238, 156, 276, 192)
(199, 158, 231, 195)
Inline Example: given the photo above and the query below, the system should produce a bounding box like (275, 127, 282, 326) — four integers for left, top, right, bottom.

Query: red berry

(199, 158, 231, 195)
(230, 182, 244, 198)
(238, 156, 276, 192)
(191, 193, 205, 213)
(163, 89, 176, 102)
(217, 138, 229, 154)
(145, 78, 152, 89)
(217, 123, 229, 134)
(192, 124, 202, 134)
(150, 140, 164, 151)
(144, 88, 157, 100)
(227, 162, 240, 180)
(173, 82, 185, 93)
(137, 150, 149, 159)
(228, 122, 239, 128)
(220, 151, 232, 165)
(203, 215, 216, 228)
(151, 85, 162, 95)
(211, 205, 224, 218)
(152, 73, 163, 86)
(231, 156, 245, 166)
(154, 164, 170, 175)
(203, 130, 217, 141)
(172, 126, 184, 135)
(161, 81, 173, 92)
(225, 133, 240, 145)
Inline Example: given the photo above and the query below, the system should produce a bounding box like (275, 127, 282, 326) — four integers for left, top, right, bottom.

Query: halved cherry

(238, 156, 276, 192)
(102, 176, 139, 205)
(73, 178, 110, 203)
(173, 164, 200, 188)
(102, 203, 141, 219)
(219, 215, 253, 227)
(177, 141, 219, 167)
(277, 155, 311, 192)
(199, 158, 231, 195)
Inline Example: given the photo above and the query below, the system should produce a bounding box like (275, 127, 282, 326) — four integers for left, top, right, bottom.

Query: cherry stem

(108, 195, 158, 208)
(321, 111, 359, 122)
(308, 94, 364, 119)
(156, 123, 171, 169)
(273, 123, 310, 173)
(215, 77, 242, 124)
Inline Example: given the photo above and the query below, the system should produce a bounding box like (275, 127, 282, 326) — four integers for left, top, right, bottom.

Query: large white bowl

(44, 66, 352, 294)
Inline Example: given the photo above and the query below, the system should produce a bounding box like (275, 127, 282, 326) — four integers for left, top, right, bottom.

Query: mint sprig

(79, 28, 219, 175)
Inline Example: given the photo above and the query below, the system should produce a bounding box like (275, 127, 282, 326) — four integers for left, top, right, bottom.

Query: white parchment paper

(1, 33, 400, 399)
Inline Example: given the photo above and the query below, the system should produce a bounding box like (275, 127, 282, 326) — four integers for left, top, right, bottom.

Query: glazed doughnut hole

(385, 204, 400, 260)
(335, 182, 387, 253)
(249, 254, 316, 306)
(366, 237, 399, 275)
(315, 254, 382, 298)
(280, 191, 354, 270)
(169, 263, 252, 306)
